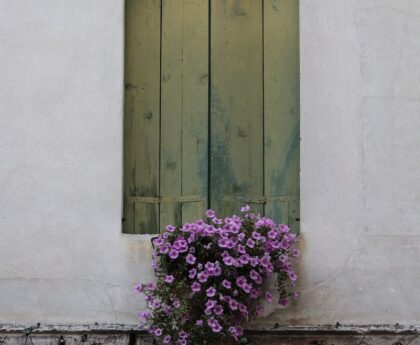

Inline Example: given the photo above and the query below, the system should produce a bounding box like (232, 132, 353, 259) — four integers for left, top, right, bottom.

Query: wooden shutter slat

(180, 0, 209, 224)
(123, 0, 161, 234)
(160, 0, 184, 229)
(210, 0, 264, 217)
(264, 0, 300, 231)
(160, 0, 209, 229)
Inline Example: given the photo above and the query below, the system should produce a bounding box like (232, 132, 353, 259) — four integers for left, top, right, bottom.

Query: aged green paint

(264, 0, 300, 231)
(179, 0, 209, 224)
(160, 0, 184, 229)
(123, 0, 161, 234)
(124, 0, 299, 234)
(160, 0, 208, 230)
(160, 0, 209, 229)
(210, 0, 264, 218)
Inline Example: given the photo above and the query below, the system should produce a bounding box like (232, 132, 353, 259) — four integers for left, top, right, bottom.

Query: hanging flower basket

(136, 206, 300, 345)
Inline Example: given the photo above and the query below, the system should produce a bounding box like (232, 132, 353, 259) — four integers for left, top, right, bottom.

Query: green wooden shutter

(123, 0, 209, 234)
(124, 0, 299, 234)
(210, 0, 299, 231)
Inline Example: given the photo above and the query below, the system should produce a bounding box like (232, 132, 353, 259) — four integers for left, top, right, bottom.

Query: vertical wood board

(180, 0, 209, 224)
(160, 0, 184, 229)
(264, 0, 300, 230)
(210, 0, 264, 217)
(124, 0, 161, 234)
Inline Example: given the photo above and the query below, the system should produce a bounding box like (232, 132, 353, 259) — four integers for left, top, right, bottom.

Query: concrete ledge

(1, 323, 419, 334)
(1, 324, 420, 345)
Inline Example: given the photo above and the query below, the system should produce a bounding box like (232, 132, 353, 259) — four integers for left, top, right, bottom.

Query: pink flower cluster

(136, 206, 299, 344)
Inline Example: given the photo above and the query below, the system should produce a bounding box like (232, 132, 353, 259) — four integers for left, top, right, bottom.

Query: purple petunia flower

(237, 244, 246, 254)
(181, 223, 192, 232)
(188, 268, 197, 279)
(252, 231, 262, 241)
(240, 205, 250, 212)
(206, 287, 216, 297)
(288, 271, 298, 281)
(214, 304, 224, 315)
(196, 319, 203, 326)
(205, 209, 216, 218)
(191, 282, 201, 292)
(265, 291, 273, 302)
(163, 335, 171, 344)
(197, 271, 208, 283)
(166, 225, 176, 232)
(228, 299, 239, 310)
(205, 262, 216, 275)
(238, 303, 248, 314)
(243, 283, 252, 293)
(238, 232, 245, 242)
(169, 249, 179, 259)
(223, 255, 235, 266)
(250, 257, 259, 267)
(260, 254, 271, 268)
(154, 328, 162, 336)
(238, 254, 250, 265)
(179, 331, 189, 339)
(210, 320, 222, 333)
(250, 288, 260, 299)
(138, 310, 150, 319)
(218, 237, 229, 248)
(250, 269, 260, 281)
(186, 253, 196, 265)
(173, 238, 188, 253)
(280, 224, 290, 233)
(159, 244, 170, 254)
(173, 299, 181, 308)
(146, 282, 157, 290)
(152, 299, 161, 309)
(165, 275, 174, 284)
(153, 237, 164, 247)
(236, 276, 247, 288)
(246, 238, 255, 248)
(222, 279, 231, 289)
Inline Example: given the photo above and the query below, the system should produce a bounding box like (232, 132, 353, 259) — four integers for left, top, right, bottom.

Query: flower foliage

(136, 206, 300, 345)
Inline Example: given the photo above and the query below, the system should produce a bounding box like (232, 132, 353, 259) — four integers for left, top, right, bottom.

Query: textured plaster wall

(0, 0, 155, 324)
(0, 0, 420, 327)
(261, 0, 420, 326)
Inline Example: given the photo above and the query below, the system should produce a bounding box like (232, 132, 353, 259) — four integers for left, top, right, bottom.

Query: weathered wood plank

(180, 0, 209, 223)
(160, 0, 184, 229)
(160, 0, 209, 229)
(210, 0, 264, 217)
(123, 0, 161, 234)
(264, 0, 300, 231)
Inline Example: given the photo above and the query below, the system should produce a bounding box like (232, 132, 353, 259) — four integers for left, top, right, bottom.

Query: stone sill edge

(0, 324, 419, 335)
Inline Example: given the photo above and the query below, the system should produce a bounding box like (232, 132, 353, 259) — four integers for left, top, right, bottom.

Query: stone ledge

(0, 324, 419, 345)
(0, 323, 419, 334)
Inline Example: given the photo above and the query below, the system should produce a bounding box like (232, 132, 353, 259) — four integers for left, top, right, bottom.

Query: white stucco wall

(0, 0, 420, 327)
(0, 0, 154, 324)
